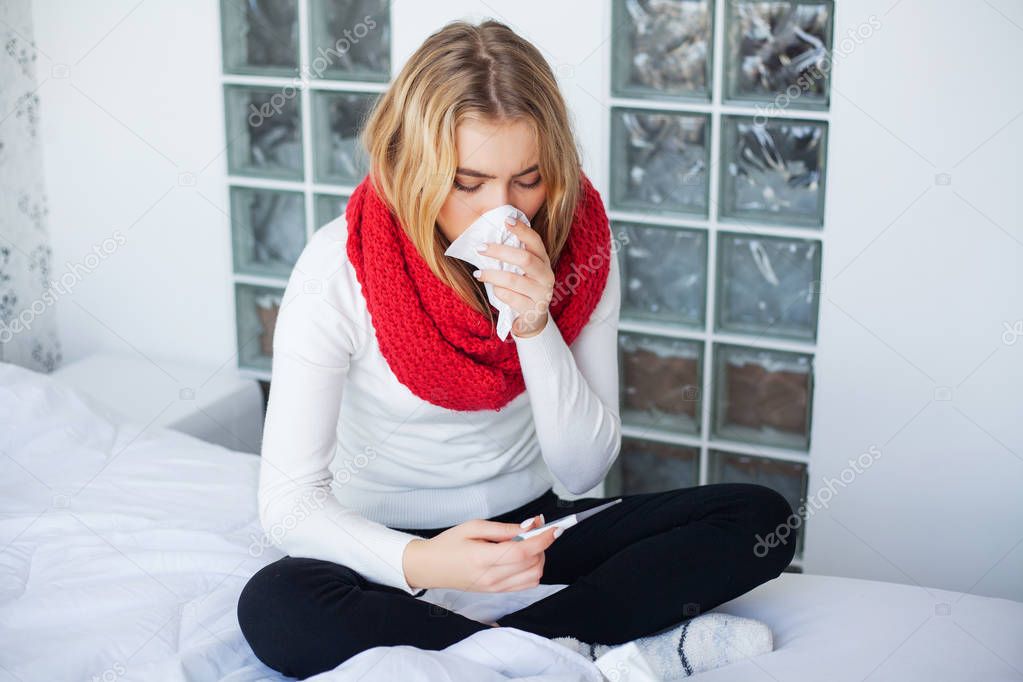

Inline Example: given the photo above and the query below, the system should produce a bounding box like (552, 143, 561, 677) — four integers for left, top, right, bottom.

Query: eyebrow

(455, 164, 540, 179)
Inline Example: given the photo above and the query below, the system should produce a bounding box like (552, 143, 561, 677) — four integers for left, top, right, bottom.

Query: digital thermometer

(512, 498, 623, 541)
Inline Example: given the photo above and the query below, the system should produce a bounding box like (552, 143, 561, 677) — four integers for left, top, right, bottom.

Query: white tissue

(444, 204, 531, 340)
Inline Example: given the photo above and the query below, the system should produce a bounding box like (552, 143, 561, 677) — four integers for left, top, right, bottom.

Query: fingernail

(553, 527, 564, 538)
(539, 514, 545, 524)
(505, 215, 516, 225)
(520, 517, 534, 528)
(475, 243, 487, 252)
(473, 269, 481, 279)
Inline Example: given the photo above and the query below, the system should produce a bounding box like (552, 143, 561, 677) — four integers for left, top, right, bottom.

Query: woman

(237, 19, 796, 680)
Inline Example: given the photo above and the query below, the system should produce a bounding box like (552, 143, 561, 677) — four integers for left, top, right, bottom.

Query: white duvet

(2, 360, 1022, 681)
(0, 361, 600, 681)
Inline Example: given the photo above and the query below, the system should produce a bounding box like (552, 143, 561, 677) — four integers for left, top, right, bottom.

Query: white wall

(31, 0, 1022, 601)
(810, 0, 1023, 601)
(33, 0, 235, 373)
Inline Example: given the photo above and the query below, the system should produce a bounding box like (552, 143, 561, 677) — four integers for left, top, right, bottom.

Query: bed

(2, 360, 1021, 681)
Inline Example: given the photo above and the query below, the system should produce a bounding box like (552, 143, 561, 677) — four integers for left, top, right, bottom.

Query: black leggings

(237, 483, 796, 679)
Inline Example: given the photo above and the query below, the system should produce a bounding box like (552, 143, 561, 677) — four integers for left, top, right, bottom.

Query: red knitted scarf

(345, 171, 611, 412)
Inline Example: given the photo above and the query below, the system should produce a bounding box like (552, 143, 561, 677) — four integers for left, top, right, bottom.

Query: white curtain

(0, 0, 62, 371)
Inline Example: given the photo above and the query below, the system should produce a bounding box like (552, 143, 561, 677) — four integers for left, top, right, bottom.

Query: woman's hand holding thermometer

(400, 498, 623, 593)
(513, 498, 623, 541)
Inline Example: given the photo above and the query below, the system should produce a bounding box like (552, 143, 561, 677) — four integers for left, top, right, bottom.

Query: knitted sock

(552, 612, 773, 678)
(551, 635, 615, 661)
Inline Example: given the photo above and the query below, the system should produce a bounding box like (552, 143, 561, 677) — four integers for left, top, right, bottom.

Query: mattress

(1, 360, 1021, 681)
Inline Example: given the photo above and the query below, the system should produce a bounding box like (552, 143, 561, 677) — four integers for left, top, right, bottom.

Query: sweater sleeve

(257, 226, 426, 596)
(511, 249, 623, 495)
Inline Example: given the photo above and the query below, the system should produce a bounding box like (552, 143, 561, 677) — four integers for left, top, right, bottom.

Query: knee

(237, 559, 298, 675)
(736, 483, 798, 572)
(237, 557, 358, 679)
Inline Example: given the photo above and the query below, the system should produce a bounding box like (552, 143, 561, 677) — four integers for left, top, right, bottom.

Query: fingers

(479, 238, 534, 268)
(477, 242, 554, 288)
(457, 516, 558, 592)
(492, 284, 537, 313)
(469, 519, 555, 576)
(473, 549, 544, 588)
(487, 272, 551, 309)
(483, 524, 558, 567)
(491, 552, 547, 592)
(461, 515, 543, 542)
(504, 216, 546, 259)
(460, 519, 529, 542)
(520, 524, 559, 554)
(472, 544, 547, 592)
(520, 513, 545, 530)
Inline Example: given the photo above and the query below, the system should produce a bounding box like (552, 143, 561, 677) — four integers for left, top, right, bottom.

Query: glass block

(614, 436, 700, 495)
(308, 0, 391, 81)
(709, 449, 808, 557)
(715, 231, 821, 340)
(611, 0, 714, 101)
(224, 85, 303, 180)
(235, 282, 285, 374)
(620, 332, 702, 435)
(220, 0, 299, 76)
(712, 343, 813, 450)
(312, 90, 377, 185)
(615, 221, 707, 328)
(314, 193, 348, 231)
(230, 186, 306, 279)
(725, 1, 834, 109)
(611, 108, 710, 218)
(720, 115, 827, 227)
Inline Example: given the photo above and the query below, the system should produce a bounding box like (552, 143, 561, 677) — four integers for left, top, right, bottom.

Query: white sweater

(257, 213, 622, 595)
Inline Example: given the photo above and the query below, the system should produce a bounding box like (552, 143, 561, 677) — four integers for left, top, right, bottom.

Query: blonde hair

(358, 19, 582, 331)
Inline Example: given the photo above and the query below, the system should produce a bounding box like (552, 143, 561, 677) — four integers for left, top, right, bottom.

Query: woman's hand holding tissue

(473, 214, 554, 339)
(402, 514, 558, 592)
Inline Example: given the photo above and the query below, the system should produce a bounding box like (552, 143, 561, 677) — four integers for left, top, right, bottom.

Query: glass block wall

(220, 0, 828, 567)
(220, 0, 389, 380)
(604, 0, 834, 568)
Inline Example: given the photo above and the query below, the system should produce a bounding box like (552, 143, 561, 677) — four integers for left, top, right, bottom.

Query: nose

(492, 184, 510, 207)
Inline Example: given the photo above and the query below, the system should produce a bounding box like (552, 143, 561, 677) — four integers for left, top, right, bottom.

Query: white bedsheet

(2, 360, 1021, 681)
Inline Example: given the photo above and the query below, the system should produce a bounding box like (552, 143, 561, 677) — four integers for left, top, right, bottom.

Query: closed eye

(453, 176, 543, 193)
